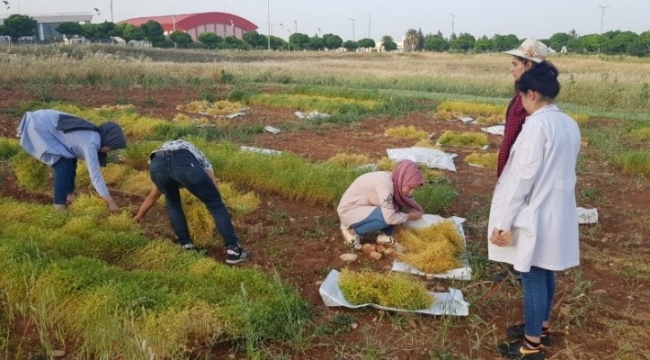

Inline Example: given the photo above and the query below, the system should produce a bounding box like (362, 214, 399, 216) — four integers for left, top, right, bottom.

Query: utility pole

(598, 4, 610, 34)
(110, 0, 113, 23)
(266, 0, 271, 50)
(294, 19, 297, 33)
(349, 18, 357, 41)
(368, 12, 371, 39)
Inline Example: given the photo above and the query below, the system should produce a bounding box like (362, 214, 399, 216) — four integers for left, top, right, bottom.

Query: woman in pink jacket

(337, 160, 424, 248)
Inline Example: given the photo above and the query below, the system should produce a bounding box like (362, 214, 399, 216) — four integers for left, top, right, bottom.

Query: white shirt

(488, 104, 581, 272)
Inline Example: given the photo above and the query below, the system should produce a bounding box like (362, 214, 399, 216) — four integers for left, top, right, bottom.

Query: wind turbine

(449, 13, 457, 37)
(348, 18, 357, 41)
(598, 4, 610, 34)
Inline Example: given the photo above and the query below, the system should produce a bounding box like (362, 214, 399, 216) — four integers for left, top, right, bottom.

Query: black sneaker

(226, 247, 249, 264)
(498, 340, 544, 359)
(507, 324, 552, 346)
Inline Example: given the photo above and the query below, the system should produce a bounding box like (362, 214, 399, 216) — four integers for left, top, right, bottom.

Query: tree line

(2, 14, 650, 55)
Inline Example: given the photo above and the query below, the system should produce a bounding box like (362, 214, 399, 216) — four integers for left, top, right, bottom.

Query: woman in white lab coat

(487, 62, 581, 360)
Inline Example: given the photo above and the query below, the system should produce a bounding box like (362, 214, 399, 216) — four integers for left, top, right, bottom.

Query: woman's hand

(407, 211, 423, 221)
(489, 228, 512, 246)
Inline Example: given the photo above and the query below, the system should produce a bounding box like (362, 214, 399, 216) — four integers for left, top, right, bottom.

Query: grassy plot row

(0, 197, 309, 359)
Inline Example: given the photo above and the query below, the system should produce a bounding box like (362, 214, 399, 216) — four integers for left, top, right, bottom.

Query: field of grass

(0, 44, 649, 360)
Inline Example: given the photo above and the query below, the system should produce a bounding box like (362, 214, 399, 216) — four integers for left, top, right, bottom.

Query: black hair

(515, 62, 560, 99)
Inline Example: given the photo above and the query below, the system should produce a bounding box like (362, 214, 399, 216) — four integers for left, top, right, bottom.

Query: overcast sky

(7, 0, 650, 41)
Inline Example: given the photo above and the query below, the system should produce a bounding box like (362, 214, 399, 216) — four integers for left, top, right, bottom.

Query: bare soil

(1, 85, 649, 360)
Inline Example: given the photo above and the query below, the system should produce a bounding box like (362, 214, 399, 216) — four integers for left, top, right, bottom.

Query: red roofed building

(119, 12, 258, 41)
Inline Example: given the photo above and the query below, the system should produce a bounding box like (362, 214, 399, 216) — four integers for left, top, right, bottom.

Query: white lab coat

(488, 104, 581, 272)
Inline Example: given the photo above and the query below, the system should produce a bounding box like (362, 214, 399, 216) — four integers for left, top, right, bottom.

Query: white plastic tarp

(319, 269, 469, 316)
(240, 146, 282, 155)
(392, 215, 472, 281)
(481, 125, 505, 136)
(386, 147, 457, 172)
(577, 207, 598, 224)
(295, 111, 330, 120)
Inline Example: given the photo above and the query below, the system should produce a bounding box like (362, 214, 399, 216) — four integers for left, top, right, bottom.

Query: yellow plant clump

(437, 131, 489, 148)
(413, 139, 440, 149)
(384, 126, 429, 140)
(123, 241, 182, 271)
(173, 113, 211, 126)
(116, 113, 168, 136)
(376, 157, 397, 171)
(397, 220, 463, 274)
(465, 152, 498, 169)
(338, 268, 433, 310)
(326, 153, 372, 168)
(248, 93, 377, 113)
(568, 112, 589, 126)
(119, 171, 154, 195)
(10, 152, 50, 191)
(630, 127, 650, 142)
(177, 100, 243, 116)
(435, 101, 505, 125)
(218, 181, 261, 219)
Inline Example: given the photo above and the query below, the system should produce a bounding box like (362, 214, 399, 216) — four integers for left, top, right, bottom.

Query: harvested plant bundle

(338, 268, 433, 310)
(464, 152, 498, 169)
(437, 131, 489, 148)
(396, 220, 463, 274)
(326, 153, 372, 169)
(384, 125, 429, 140)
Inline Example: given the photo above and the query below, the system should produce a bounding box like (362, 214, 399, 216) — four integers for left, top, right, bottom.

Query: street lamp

(2, 1, 10, 15)
(93, 7, 101, 22)
(598, 4, 610, 34)
(109, 0, 114, 22)
(348, 18, 357, 41)
(171, 15, 176, 31)
(230, 19, 235, 36)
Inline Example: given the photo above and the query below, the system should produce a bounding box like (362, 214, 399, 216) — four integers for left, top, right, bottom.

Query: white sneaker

(376, 233, 395, 245)
(341, 229, 360, 248)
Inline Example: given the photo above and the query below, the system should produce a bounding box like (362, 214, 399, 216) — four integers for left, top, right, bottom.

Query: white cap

(504, 39, 549, 63)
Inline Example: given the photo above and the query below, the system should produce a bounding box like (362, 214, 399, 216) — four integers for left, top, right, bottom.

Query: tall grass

(2, 45, 650, 112)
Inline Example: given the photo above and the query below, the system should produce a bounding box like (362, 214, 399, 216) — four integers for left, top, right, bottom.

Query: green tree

(140, 20, 165, 46)
(342, 40, 358, 51)
(55, 22, 83, 40)
(423, 32, 449, 52)
(404, 28, 419, 52)
(269, 35, 287, 50)
(474, 35, 492, 53)
(640, 31, 650, 53)
(356, 38, 375, 49)
(450, 32, 475, 52)
(381, 35, 397, 51)
(323, 33, 343, 49)
(117, 23, 144, 42)
(548, 32, 573, 52)
(416, 28, 425, 51)
(580, 34, 608, 53)
(200, 32, 224, 49)
(491, 34, 519, 51)
(2, 14, 37, 42)
(607, 31, 638, 54)
(0, 24, 5, 36)
(224, 35, 246, 49)
(289, 32, 309, 50)
(243, 31, 266, 49)
(307, 35, 324, 50)
(169, 30, 192, 48)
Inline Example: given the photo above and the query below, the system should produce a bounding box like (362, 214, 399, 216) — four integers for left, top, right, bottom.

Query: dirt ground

(1, 85, 649, 360)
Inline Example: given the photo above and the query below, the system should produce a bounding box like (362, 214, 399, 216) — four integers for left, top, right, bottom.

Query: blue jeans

(520, 266, 556, 337)
(52, 157, 77, 205)
(149, 149, 240, 248)
(350, 207, 394, 236)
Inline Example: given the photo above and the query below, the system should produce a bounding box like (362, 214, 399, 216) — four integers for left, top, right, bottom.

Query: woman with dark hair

(488, 62, 581, 360)
(337, 160, 424, 248)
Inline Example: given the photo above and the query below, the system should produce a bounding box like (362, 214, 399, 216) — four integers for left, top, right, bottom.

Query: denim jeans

(149, 149, 240, 248)
(52, 157, 77, 205)
(520, 266, 556, 337)
(350, 207, 394, 236)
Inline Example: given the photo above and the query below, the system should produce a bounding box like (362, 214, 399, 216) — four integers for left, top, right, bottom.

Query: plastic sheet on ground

(392, 215, 472, 281)
(354, 163, 378, 172)
(319, 269, 469, 316)
(577, 207, 598, 224)
(240, 146, 282, 155)
(386, 147, 457, 172)
(460, 117, 475, 124)
(264, 126, 281, 134)
(295, 111, 330, 120)
(481, 125, 505, 136)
